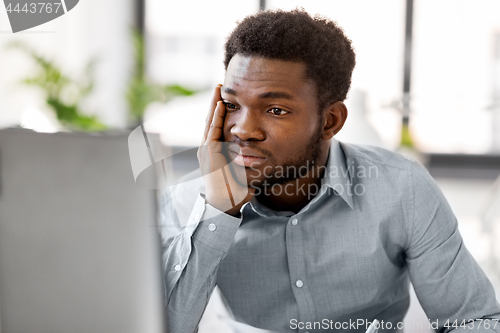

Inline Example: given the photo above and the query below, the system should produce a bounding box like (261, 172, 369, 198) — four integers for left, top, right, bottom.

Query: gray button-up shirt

(160, 139, 500, 333)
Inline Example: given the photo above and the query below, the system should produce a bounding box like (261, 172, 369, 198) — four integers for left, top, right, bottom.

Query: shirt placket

(286, 214, 316, 333)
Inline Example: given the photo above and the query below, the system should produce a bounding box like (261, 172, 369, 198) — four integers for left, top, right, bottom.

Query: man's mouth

(226, 145, 267, 168)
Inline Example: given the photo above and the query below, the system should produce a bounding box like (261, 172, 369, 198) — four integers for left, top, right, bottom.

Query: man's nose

(229, 108, 265, 141)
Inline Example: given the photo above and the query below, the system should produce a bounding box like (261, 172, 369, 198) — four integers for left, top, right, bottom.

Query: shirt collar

(323, 138, 354, 209)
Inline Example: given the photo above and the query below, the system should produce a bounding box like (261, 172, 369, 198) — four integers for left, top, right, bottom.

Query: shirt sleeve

(159, 190, 242, 333)
(405, 161, 500, 333)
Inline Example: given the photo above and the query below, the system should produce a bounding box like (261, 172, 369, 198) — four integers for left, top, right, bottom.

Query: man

(160, 9, 500, 333)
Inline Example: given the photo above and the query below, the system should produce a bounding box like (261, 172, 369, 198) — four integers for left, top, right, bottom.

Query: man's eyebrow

(221, 86, 237, 95)
(258, 91, 295, 100)
(221, 87, 295, 100)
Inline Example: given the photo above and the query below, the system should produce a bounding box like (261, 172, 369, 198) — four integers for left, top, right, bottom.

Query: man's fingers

(198, 143, 226, 175)
(198, 100, 227, 175)
(202, 84, 223, 143)
(206, 101, 226, 142)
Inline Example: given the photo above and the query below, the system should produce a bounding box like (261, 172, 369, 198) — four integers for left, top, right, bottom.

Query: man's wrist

(192, 202, 242, 253)
(204, 195, 245, 218)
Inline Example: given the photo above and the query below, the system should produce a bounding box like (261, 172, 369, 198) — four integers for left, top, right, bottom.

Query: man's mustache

(225, 139, 273, 160)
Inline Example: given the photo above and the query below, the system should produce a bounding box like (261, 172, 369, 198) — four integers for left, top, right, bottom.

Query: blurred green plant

(127, 28, 196, 125)
(400, 123, 414, 148)
(8, 42, 107, 132)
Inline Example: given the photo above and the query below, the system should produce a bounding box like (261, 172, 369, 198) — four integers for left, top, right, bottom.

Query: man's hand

(197, 84, 254, 217)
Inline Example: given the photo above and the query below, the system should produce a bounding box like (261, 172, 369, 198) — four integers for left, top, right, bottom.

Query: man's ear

(322, 101, 348, 140)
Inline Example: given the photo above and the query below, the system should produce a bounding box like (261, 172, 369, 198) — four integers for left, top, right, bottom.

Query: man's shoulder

(338, 141, 436, 189)
(339, 141, 418, 171)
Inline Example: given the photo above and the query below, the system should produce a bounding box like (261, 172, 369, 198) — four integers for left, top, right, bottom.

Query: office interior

(0, 1, 499, 332)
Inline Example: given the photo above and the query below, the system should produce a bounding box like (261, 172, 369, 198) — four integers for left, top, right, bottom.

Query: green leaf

(125, 28, 197, 123)
(8, 42, 106, 132)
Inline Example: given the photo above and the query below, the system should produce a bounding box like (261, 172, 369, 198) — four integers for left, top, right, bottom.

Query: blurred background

(1, 0, 499, 332)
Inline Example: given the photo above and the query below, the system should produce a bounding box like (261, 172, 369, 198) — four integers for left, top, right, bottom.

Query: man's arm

(405, 161, 500, 333)
(160, 191, 241, 333)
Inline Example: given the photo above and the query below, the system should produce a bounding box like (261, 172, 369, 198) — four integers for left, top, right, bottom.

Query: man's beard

(257, 129, 323, 187)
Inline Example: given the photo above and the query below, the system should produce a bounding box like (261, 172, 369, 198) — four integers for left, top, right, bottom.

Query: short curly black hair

(224, 9, 356, 112)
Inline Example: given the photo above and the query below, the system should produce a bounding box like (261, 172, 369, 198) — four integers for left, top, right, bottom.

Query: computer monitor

(0, 128, 166, 333)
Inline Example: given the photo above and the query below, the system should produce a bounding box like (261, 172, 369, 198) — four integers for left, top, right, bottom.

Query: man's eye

(268, 108, 288, 116)
(223, 102, 238, 111)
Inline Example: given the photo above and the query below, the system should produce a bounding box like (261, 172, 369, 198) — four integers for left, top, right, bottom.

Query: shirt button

(291, 218, 298, 225)
(174, 264, 181, 272)
(208, 223, 216, 231)
(295, 280, 304, 288)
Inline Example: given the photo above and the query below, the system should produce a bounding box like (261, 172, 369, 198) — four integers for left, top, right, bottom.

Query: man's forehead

(223, 54, 310, 94)
(225, 54, 307, 81)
